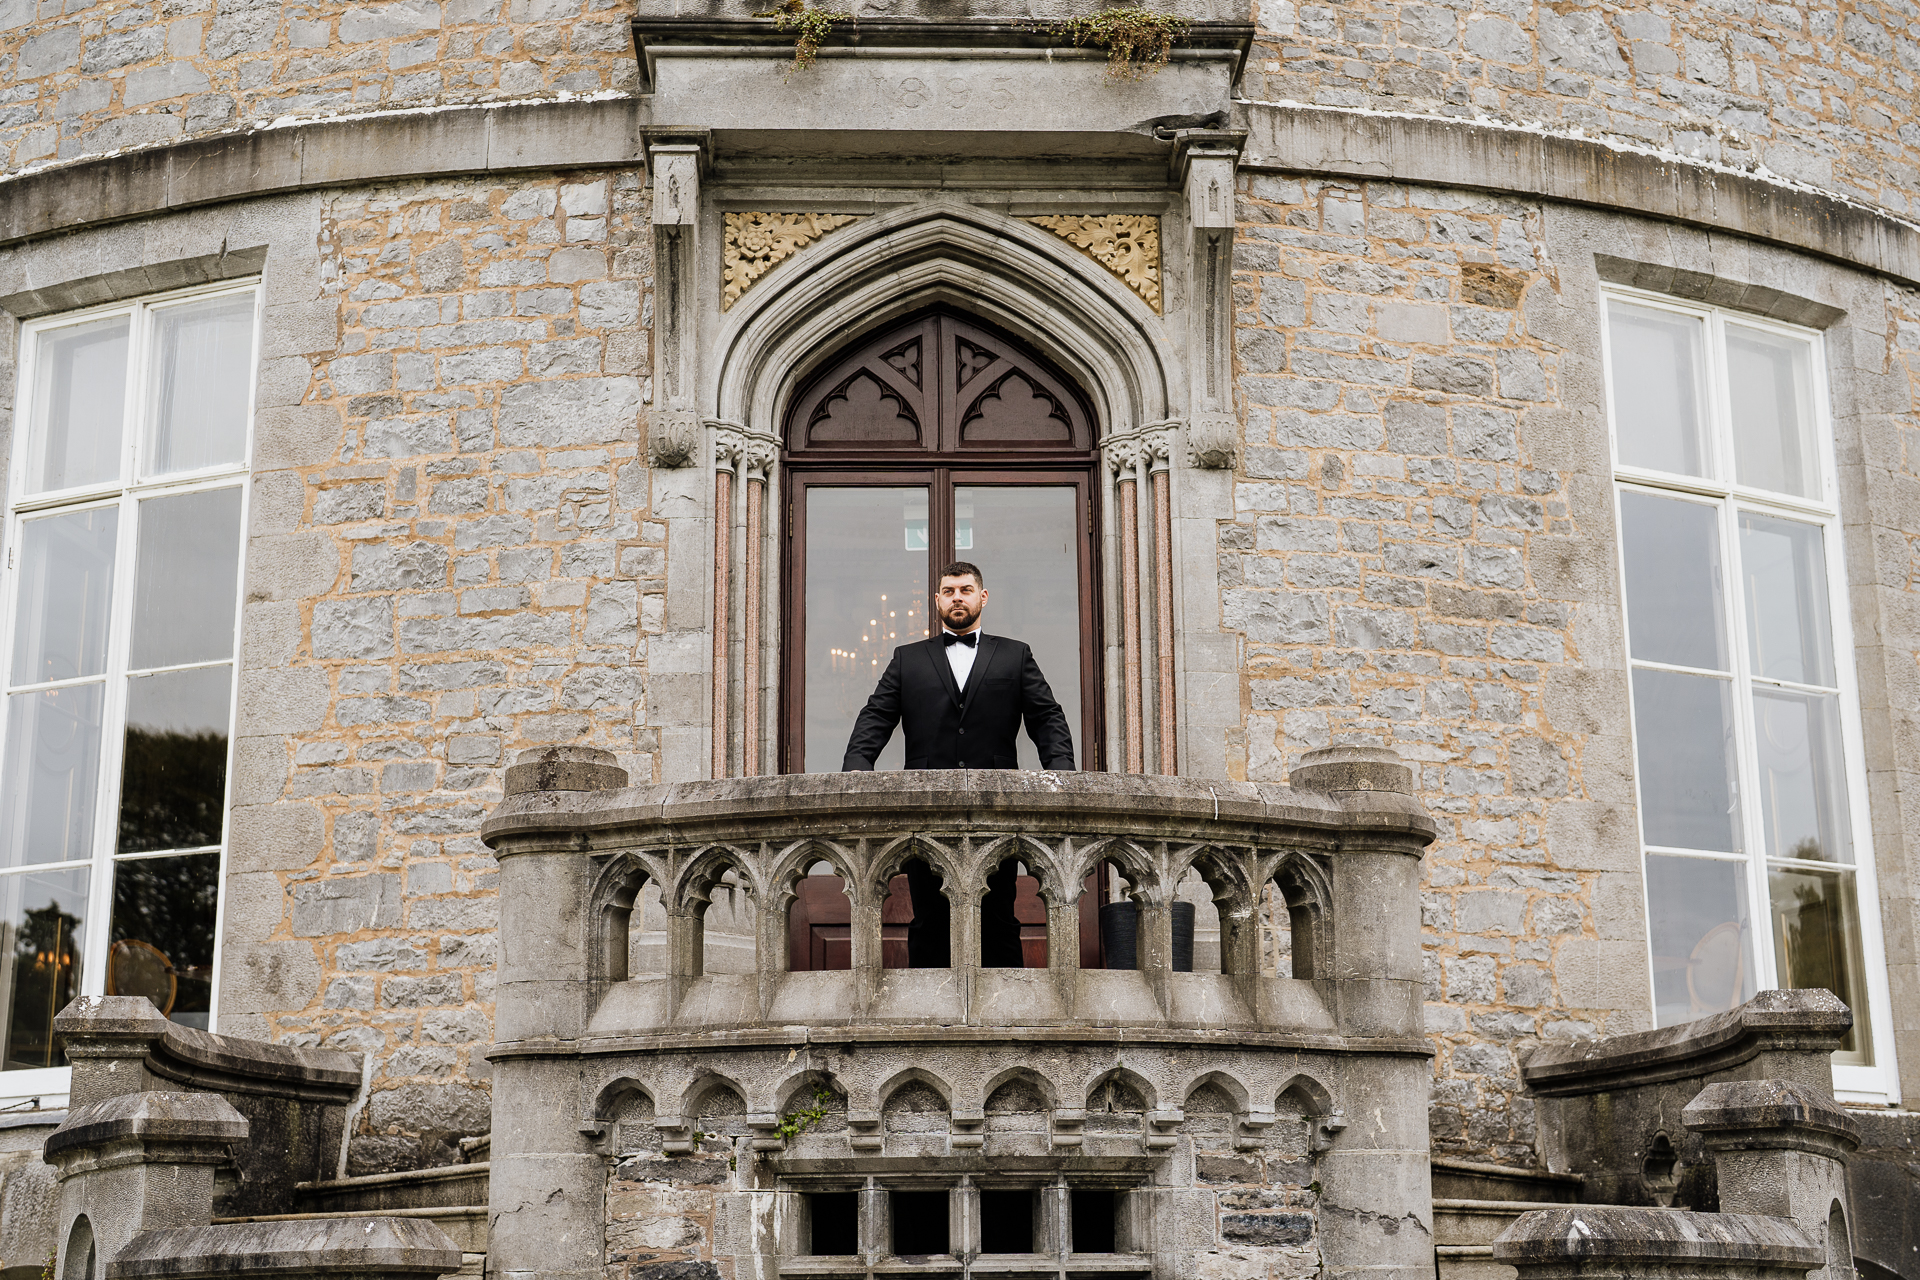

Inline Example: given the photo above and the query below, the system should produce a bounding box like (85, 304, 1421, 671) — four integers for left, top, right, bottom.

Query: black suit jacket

(841, 633, 1075, 771)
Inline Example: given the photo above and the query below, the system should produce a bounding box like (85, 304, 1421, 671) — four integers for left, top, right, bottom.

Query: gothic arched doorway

(779, 307, 1104, 774)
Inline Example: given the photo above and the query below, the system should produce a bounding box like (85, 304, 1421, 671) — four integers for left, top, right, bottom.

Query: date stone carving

(722, 212, 862, 311)
(1025, 214, 1162, 313)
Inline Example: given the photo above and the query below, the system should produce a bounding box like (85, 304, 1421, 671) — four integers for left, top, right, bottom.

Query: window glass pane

(955, 486, 1080, 770)
(144, 295, 255, 478)
(1620, 490, 1727, 671)
(129, 487, 243, 670)
(1768, 865, 1871, 1061)
(110, 851, 218, 1029)
(1727, 324, 1819, 499)
(1740, 512, 1836, 688)
(0, 684, 105, 868)
(8, 505, 118, 687)
(1647, 854, 1756, 1027)
(27, 316, 128, 494)
(1608, 301, 1710, 477)
(1632, 669, 1742, 853)
(1753, 688, 1851, 865)
(805, 487, 928, 773)
(0, 866, 88, 1070)
(118, 666, 232, 854)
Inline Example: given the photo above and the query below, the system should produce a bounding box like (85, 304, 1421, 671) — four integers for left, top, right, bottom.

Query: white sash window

(0, 283, 258, 1096)
(1603, 287, 1896, 1099)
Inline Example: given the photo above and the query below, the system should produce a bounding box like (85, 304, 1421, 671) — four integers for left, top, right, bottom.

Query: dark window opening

(891, 1190, 950, 1256)
(806, 1192, 859, 1255)
(979, 858, 1047, 968)
(980, 1190, 1036, 1253)
(1071, 1189, 1117, 1254)
(781, 307, 1105, 777)
(887, 859, 946, 969)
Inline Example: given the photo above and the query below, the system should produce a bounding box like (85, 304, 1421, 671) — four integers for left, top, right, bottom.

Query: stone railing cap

(1682, 1079, 1859, 1145)
(55, 996, 363, 1099)
(1520, 990, 1852, 1097)
(1492, 1207, 1821, 1266)
(481, 764, 1436, 850)
(45, 1090, 248, 1162)
(106, 1218, 462, 1280)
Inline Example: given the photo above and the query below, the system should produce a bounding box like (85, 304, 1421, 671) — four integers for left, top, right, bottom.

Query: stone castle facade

(0, 0, 1918, 1277)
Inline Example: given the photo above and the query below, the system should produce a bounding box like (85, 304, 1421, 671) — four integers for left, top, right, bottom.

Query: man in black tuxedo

(842, 561, 1075, 967)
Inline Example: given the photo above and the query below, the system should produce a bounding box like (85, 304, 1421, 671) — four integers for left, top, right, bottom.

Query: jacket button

(958, 728, 965, 735)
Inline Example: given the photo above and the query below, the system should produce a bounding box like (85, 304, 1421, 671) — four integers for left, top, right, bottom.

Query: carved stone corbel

(1174, 131, 1246, 471)
(649, 408, 701, 468)
(1185, 413, 1238, 470)
(651, 139, 704, 446)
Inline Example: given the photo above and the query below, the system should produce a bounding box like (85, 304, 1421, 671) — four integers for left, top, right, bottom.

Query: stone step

(294, 1162, 491, 1213)
(215, 1207, 488, 1255)
(1433, 1197, 1573, 1280)
(1431, 1157, 1581, 1204)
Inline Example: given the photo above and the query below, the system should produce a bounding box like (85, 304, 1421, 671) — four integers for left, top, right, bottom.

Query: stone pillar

(487, 745, 629, 1280)
(1145, 427, 1177, 775)
(53, 996, 171, 1107)
(45, 1091, 247, 1273)
(711, 429, 739, 778)
(1288, 745, 1432, 1280)
(1105, 432, 1145, 773)
(1684, 1079, 1860, 1280)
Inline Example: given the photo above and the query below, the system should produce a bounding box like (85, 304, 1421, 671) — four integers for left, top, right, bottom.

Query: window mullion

(82, 490, 140, 999)
(1719, 493, 1779, 993)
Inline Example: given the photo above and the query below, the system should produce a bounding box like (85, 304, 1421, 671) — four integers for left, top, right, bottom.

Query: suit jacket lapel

(961, 635, 999, 712)
(925, 638, 964, 707)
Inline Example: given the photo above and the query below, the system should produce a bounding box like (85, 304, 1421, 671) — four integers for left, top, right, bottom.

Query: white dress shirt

(943, 629, 980, 688)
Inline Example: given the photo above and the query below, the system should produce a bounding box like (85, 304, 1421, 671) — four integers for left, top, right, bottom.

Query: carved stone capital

(1140, 422, 1178, 473)
(1101, 431, 1144, 478)
(712, 424, 747, 470)
(649, 408, 701, 469)
(1185, 414, 1238, 470)
(742, 430, 781, 482)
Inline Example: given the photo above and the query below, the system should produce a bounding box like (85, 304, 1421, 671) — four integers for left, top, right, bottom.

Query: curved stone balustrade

(480, 749, 1438, 1280)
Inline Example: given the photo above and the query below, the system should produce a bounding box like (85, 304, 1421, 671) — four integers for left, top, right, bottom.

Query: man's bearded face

(936, 574, 986, 632)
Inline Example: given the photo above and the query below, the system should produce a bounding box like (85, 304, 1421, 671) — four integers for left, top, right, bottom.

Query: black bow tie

(942, 631, 978, 648)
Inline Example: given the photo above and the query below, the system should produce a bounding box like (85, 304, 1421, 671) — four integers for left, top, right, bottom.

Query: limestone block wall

(228, 167, 658, 1172)
(1218, 172, 1920, 1150)
(0, 0, 639, 175)
(1242, 0, 1920, 213)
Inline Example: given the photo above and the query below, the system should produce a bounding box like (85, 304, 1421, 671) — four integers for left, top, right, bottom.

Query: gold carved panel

(1024, 215, 1162, 313)
(722, 212, 862, 310)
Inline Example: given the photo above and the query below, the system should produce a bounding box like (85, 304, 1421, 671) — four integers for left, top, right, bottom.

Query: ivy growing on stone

(776, 1085, 837, 1142)
(758, 0, 853, 74)
(1037, 7, 1191, 81)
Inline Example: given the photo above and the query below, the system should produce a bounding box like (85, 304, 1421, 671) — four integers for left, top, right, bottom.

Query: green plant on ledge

(757, 0, 853, 73)
(1040, 7, 1192, 81)
(776, 1085, 837, 1142)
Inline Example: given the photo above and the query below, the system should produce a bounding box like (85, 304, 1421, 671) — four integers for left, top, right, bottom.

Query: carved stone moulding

(722, 211, 863, 310)
(1024, 214, 1162, 313)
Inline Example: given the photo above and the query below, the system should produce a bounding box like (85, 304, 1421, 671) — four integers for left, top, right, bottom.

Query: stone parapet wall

(6, 1, 1920, 219)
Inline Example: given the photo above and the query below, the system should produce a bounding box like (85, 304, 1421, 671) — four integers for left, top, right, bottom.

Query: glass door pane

(955, 485, 1082, 770)
(802, 486, 929, 773)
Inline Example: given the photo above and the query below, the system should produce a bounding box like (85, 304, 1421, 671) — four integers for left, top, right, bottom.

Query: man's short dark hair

(939, 561, 984, 588)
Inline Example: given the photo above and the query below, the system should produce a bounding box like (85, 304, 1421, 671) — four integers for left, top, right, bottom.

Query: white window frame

(0, 279, 260, 1103)
(1601, 283, 1899, 1103)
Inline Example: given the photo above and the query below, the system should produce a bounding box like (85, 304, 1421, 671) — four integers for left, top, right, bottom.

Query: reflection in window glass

(9, 507, 118, 687)
(1630, 669, 1741, 853)
(1608, 301, 1709, 478)
(109, 852, 218, 1029)
(1740, 513, 1835, 688)
(118, 666, 233, 853)
(1753, 689, 1850, 865)
(1620, 491, 1726, 672)
(1727, 324, 1818, 499)
(0, 867, 88, 1070)
(0, 685, 105, 868)
(1768, 865, 1870, 1059)
(955, 486, 1080, 770)
(805, 488, 929, 773)
(130, 488, 244, 670)
(145, 295, 255, 478)
(1646, 854, 1755, 1027)
(27, 316, 128, 495)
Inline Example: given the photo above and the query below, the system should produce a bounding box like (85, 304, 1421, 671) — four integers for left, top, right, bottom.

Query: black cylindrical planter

(1097, 901, 1197, 971)
(1170, 901, 1196, 972)
(1099, 902, 1138, 970)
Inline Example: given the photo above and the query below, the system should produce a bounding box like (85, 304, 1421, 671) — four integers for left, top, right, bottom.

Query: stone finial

(45, 1090, 249, 1174)
(1288, 745, 1415, 796)
(1683, 1079, 1860, 1156)
(503, 746, 629, 796)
